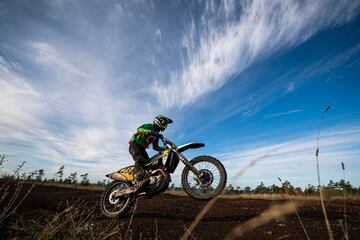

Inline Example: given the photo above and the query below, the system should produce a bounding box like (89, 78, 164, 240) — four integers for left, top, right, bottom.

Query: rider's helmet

(154, 115, 173, 131)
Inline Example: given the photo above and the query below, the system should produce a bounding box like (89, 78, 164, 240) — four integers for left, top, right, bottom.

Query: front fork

(174, 150, 201, 177)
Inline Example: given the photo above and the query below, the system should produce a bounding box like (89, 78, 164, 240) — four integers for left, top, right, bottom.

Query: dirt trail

(3, 184, 360, 239)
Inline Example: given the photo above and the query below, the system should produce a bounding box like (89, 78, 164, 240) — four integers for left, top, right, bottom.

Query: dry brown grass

(37, 199, 125, 240)
(0, 160, 35, 225)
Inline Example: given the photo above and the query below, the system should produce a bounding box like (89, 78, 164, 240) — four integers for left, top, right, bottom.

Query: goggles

(161, 119, 168, 128)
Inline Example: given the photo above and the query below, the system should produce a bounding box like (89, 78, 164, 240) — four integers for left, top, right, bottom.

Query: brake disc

(198, 169, 214, 187)
(109, 190, 120, 204)
(193, 169, 214, 187)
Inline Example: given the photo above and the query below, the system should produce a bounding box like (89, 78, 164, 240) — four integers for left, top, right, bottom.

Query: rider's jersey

(129, 123, 163, 151)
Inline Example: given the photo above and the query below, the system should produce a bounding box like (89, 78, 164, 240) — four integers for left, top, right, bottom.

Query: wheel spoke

(183, 158, 226, 199)
(102, 182, 131, 216)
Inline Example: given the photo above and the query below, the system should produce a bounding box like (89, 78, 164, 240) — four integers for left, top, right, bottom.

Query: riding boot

(133, 164, 145, 183)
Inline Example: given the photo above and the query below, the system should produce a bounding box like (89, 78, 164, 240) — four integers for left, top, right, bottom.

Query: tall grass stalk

(223, 201, 299, 240)
(181, 152, 272, 240)
(341, 162, 349, 240)
(183, 225, 198, 240)
(234, 148, 278, 177)
(125, 199, 138, 240)
(278, 177, 310, 240)
(0, 154, 5, 166)
(315, 105, 334, 240)
(155, 218, 158, 240)
(180, 196, 218, 240)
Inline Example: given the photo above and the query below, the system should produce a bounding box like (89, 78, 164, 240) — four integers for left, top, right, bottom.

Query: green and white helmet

(154, 115, 173, 131)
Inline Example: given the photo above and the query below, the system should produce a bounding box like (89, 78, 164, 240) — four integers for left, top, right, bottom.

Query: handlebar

(160, 137, 177, 150)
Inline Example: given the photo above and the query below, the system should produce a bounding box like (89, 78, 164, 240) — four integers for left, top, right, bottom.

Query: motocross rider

(129, 115, 173, 183)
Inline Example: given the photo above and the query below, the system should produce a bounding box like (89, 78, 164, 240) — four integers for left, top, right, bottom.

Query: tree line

(0, 160, 108, 186)
(1, 155, 359, 195)
(223, 179, 360, 196)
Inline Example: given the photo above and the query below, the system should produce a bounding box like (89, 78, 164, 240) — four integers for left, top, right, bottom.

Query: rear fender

(106, 172, 129, 181)
(106, 166, 135, 182)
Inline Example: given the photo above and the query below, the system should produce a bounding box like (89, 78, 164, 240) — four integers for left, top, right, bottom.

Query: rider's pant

(129, 141, 149, 173)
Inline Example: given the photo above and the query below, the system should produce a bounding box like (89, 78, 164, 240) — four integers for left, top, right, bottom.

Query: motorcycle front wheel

(181, 156, 227, 200)
(100, 181, 134, 217)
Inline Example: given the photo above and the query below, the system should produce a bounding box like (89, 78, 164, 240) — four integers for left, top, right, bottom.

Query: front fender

(177, 142, 205, 153)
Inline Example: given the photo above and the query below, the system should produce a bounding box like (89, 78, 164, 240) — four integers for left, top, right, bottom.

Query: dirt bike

(100, 137, 227, 217)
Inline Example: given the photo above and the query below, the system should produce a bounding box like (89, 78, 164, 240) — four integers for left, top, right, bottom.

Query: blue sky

(1, 0, 360, 188)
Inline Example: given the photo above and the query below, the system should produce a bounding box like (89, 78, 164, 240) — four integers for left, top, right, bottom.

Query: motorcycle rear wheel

(100, 181, 134, 217)
(181, 156, 227, 200)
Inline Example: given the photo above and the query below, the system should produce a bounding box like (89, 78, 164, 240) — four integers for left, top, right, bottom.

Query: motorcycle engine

(144, 169, 171, 195)
(148, 174, 163, 187)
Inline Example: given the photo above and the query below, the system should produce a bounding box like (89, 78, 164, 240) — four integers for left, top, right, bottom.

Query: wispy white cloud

(153, 0, 360, 108)
(197, 42, 360, 127)
(0, 56, 43, 131)
(264, 109, 303, 118)
(218, 124, 360, 186)
(286, 82, 295, 93)
(31, 42, 90, 78)
(155, 28, 162, 40)
(0, 39, 160, 179)
(1, 0, 183, 180)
